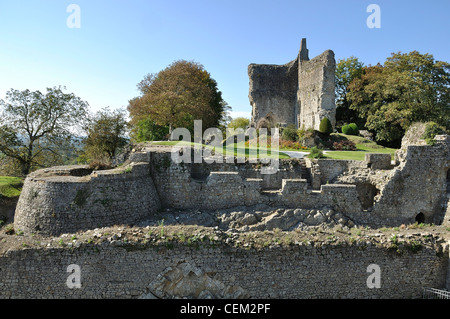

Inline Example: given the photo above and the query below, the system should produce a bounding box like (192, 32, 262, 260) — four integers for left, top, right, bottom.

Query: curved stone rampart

(14, 162, 161, 236)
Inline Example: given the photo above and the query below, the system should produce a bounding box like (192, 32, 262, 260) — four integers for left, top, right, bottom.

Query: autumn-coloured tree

(128, 60, 227, 139)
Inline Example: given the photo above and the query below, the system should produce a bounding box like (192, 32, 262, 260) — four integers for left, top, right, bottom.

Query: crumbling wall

(334, 136, 450, 227)
(248, 38, 336, 130)
(0, 234, 447, 299)
(149, 152, 363, 214)
(14, 163, 161, 236)
(297, 50, 336, 130)
(371, 142, 449, 226)
(248, 59, 298, 127)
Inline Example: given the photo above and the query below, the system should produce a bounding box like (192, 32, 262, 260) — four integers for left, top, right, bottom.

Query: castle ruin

(248, 38, 336, 130)
(1, 38, 450, 299)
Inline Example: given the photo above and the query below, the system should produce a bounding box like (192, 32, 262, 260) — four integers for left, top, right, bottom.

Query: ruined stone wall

(297, 50, 336, 130)
(149, 152, 363, 214)
(13, 163, 161, 236)
(248, 39, 336, 130)
(371, 143, 449, 226)
(332, 137, 450, 227)
(248, 60, 298, 127)
(0, 235, 447, 299)
(306, 158, 367, 188)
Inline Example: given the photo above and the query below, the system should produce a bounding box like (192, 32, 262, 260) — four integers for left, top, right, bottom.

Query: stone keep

(248, 38, 336, 130)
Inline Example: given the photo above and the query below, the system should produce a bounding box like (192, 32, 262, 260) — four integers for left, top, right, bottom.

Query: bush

(349, 123, 359, 135)
(307, 146, 325, 159)
(319, 118, 333, 135)
(422, 122, 447, 145)
(332, 140, 357, 151)
(282, 125, 299, 142)
(297, 127, 315, 141)
(342, 123, 359, 136)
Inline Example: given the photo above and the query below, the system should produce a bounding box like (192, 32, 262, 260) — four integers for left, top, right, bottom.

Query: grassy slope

(0, 176, 24, 199)
(152, 141, 291, 159)
(150, 134, 397, 161)
(323, 134, 397, 160)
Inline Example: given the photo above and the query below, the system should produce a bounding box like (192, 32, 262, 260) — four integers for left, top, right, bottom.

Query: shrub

(348, 123, 359, 135)
(342, 123, 359, 136)
(332, 140, 357, 151)
(307, 146, 325, 159)
(282, 125, 299, 142)
(319, 118, 333, 135)
(422, 122, 447, 145)
(297, 127, 315, 141)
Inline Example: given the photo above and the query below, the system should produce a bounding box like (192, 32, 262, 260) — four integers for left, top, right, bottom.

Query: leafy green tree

(82, 107, 129, 164)
(128, 60, 228, 136)
(422, 121, 447, 145)
(335, 57, 365, 127)
(227, 117, 250, 131)
(0, 86, 89, 176)
(132, 116, 170, 142)
(347, 51, 450, 146)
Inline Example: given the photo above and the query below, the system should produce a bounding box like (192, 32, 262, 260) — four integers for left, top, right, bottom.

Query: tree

(335, 57, 365, 127)
(0, 86, 89, 176)
(82, 107, 129, 164)
(347, 51, 450, 146)
(227, 117, 250, 131)
(128, 60, 227, 136)
(132, 116, 169, 142)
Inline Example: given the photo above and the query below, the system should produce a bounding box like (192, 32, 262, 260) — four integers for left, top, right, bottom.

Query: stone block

(365, 153, 393, 170)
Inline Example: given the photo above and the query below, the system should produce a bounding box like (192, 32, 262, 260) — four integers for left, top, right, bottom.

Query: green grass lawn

(151, 134, 397, 161)
(151, 141, 291, 159)
(0, 176, 24, 199)
(323, 134, 397, 160)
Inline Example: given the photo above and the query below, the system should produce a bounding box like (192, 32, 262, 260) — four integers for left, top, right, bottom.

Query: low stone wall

(150, 152, 364, 213)
(0, 233, 447, 299)
(307, 158, 367, 186)
(14, 163, 161, 236)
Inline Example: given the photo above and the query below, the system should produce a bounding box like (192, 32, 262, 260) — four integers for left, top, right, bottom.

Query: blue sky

(0, 0, 449, 119)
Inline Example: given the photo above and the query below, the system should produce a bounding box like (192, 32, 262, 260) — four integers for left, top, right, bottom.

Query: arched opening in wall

(356, 182, 380, 211)
(415, 212, 425, 224)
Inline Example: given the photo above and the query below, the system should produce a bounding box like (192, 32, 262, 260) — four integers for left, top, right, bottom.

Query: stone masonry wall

(371, 142, 449, 226)
(248, 59, 299, 127)
(0, 235, 447, 299)
(14, 163, 161, 236)
(150, 151, 362, 213)
(298, 50, 336, 130)
(248, 38, 336, 130)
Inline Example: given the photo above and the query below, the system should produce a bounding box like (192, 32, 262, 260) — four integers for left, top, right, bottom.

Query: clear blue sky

(0, 0, 449, 119)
